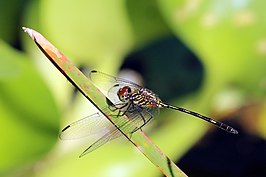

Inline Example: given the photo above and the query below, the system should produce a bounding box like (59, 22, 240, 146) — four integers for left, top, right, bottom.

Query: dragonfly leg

(121, 102, 134, 116)
(128, 106, 147, 133)
(136, 107, 146, 126)
(108, 102, 129, 117)
(138, 108, 154, 131)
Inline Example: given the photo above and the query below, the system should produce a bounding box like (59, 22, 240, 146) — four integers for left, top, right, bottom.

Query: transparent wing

(89, 70, 142, 91)
(79, 106, 159, 157)
(79, 127, 121, 157)
(60, 106, 158, 156)
(124, 104, 159, 129)
(59, 112, 114, 140)
(89, 70, 143, 104)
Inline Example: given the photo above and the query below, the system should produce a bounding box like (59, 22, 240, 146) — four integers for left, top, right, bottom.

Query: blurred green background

(1, 0, 266, 177)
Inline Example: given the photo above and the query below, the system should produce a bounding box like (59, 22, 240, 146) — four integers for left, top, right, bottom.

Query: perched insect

(60, 70, 238, 157)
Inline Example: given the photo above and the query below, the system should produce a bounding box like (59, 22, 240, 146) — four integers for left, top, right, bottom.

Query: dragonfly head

(117, 86, 132, 102)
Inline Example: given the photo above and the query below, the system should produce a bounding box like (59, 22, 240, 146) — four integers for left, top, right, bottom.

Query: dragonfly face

(117, 86, 132, 102)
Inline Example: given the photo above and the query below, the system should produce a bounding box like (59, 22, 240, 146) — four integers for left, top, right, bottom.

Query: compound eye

(119, 86, 130, 95)
(126, 87, 131, 93)
(118, 86, 130, 101)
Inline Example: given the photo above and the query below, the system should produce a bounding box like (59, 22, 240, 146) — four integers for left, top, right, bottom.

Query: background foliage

(1, 0, 266, 177)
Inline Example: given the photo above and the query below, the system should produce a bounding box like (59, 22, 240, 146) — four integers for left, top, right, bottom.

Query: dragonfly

(60, 70, 238, 157)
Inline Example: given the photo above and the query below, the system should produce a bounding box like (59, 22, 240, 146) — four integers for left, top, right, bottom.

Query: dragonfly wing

(78, 106, 158, 157)
(124, 105, 160, 132)
(89, 70, 142, 91)
(89, 70, 143, 104)
(60, 112, 114, 140)
(60, 108, 144, 156)
(79, 127, 122, 157)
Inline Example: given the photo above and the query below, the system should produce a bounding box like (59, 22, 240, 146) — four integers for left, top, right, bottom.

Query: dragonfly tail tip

(229, 128, 238, 134)
(233, 129, 239, 134)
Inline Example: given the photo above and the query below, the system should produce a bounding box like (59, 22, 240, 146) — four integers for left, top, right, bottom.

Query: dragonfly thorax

(118, 86, 161, 108)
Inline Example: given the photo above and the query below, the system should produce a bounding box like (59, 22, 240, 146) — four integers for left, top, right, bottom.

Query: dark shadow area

(177, 120, 266, 177)
(121, 37, 203, 102)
